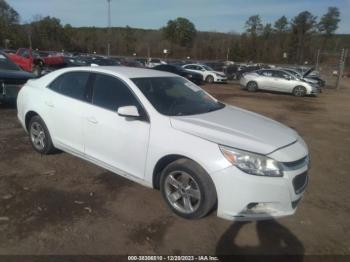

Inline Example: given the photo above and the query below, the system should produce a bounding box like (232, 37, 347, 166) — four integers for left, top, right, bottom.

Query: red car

(8, 48, 65, 76)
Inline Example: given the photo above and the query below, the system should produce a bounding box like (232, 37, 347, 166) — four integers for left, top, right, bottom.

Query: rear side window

(261, 70, 273, 77)
(92, 74, 140, 111)
(48, 72, 90, 101)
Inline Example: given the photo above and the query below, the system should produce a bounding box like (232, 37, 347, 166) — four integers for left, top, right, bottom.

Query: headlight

(219, 145, 283, 177)
(187, 74, 193, 78)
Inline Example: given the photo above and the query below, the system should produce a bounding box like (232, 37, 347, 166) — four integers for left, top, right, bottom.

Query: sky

(7, 0, 350, 34)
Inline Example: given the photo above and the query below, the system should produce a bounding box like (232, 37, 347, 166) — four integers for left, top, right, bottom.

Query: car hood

(170, 105, 298, 155)
(303, 67, 315, 77)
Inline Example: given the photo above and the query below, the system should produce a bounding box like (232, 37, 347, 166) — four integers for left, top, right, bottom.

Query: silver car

(240, 69, 318, 97)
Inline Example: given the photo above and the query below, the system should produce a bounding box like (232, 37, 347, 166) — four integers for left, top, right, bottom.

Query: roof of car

(61, 66, 176, 79)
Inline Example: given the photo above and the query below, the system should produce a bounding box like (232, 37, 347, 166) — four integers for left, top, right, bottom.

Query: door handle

(87, 117, 98, 124)
(45, 101, 54, 107)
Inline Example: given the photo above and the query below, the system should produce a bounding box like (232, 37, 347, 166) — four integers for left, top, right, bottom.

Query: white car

(146, 58, 166, 68)
(17, 66, 309, 221)
(182, 64, 227, 83)
(240, 69, 318, 96)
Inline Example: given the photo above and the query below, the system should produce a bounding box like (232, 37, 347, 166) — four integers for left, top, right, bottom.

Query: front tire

(293, 86, 307, 97)
(206, 75, 214, 83)
(28, 115, 56, 154)
(160, 158, 217, 219)
(247, 81, 258, 92)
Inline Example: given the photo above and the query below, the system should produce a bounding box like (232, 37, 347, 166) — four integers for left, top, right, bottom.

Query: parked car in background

(182, 64, 227, 83)
(240, 69, 318, 96)
(122, 59, 144, 68)
(236, 65, 265, 80)
(146, 58, 166, 68)
(282, 68, 322, 92)
(153, 64, 203, 85)
(204, 61, 226, 72)
(135, 58, 147, 67)
(0, 52, 35, 104)
(299, 67, 325, 87)
(75, 56, 120, 66)
(17, 66, 309, 221)
(7, 48, 65, 76)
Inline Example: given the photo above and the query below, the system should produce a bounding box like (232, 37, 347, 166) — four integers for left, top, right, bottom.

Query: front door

(83, 73, 150, 179)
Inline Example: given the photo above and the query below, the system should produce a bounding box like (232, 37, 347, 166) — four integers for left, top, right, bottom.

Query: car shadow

(216, 219, 304, 261)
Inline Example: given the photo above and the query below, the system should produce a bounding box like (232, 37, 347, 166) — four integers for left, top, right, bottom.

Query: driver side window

(91, 73, 140, 112)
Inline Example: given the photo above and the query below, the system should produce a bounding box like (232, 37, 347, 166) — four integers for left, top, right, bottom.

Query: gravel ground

(0, 79, 349, 255)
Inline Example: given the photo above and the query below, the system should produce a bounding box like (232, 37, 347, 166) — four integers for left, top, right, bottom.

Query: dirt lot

(0, 79, 350, 256)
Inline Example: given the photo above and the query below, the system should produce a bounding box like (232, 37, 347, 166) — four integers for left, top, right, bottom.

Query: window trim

(46, 70, 150, 122)
(87, 72, 150, 123)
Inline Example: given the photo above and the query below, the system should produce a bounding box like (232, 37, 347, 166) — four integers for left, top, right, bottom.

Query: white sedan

(182, 64, 227, 83)
(17, 66, 309, 221)
(240, 69, 318, 96)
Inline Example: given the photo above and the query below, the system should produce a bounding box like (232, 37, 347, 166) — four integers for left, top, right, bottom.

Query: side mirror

(117, 105, 140, 118)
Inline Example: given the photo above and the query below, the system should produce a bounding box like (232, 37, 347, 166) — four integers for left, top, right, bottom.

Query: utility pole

(315, 49, 321, 71)
(336, 48, 346, 89)
(107, 0, 111, 57)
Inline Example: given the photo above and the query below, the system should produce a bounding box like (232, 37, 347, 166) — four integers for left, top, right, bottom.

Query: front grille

(293, 172, 308, 194)
(282, 155, 309, 171)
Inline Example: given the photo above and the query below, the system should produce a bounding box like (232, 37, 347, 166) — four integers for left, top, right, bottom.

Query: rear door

(45, 71, 91, 154)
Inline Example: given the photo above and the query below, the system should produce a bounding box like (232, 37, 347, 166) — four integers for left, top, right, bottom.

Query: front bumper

(210, 145, 309, 221)
(309, 88, 319, 96)
(215, 76, 227, 83)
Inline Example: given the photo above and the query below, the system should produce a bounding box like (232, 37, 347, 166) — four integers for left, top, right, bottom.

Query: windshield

(131, 77, 225, 116)
(0, 54, 21, 71)
(202, 65, 214, 71)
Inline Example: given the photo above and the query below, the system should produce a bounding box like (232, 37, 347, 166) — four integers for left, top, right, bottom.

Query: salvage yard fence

(315, 48, 349, 89)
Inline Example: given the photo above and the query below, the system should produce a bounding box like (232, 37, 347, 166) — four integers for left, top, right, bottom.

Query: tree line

(0, 0, 348, 64)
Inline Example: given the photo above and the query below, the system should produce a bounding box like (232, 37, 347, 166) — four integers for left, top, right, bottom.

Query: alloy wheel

(294, 86, 306, 97)
(164, 171, 201, 214)
(247, 82, 258, 91)
(30, 122, 46, 151)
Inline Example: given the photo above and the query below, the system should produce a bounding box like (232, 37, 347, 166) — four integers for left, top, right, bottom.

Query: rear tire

(247, 81, 258, 92)
(293, 86, 307, 97)
(160, 158, 217, 219)
(28, 115, 56, 154)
